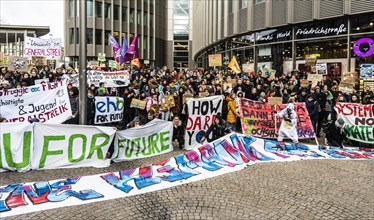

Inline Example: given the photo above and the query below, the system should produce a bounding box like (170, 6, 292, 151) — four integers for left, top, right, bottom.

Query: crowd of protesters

(1, 63, 374, 148)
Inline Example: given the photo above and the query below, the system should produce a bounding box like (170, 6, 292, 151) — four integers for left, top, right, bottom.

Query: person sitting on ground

(200, 113, 229, 144)
(324, 118, 346, 148)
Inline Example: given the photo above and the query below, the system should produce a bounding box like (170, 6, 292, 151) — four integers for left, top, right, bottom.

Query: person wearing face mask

(274, 103, 299, 148)
(324, 118, 345, 148)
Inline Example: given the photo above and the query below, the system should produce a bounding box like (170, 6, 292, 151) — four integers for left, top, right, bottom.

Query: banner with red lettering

(238, 98, 315, 139)
(23, 37, 62, 60)
(334, 102, 374, 143)
(0, 81, 72, 123)
(334, 102, 374, 126)
(185, 95, 223, 150)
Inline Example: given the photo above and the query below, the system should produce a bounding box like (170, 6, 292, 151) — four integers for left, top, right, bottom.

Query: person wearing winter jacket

(66, 86, 79, 124)
(275, 103, 299, 146)
(226, 92, 241, 131)
(172, 115, 184, 149)
(305, 93, 319, 134)
(324, 118, 345, 148)
(200, 113, 229, 144)
(86, 90, 95, 125)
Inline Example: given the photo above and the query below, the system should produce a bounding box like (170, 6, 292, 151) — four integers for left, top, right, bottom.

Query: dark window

(114, 5, 119, 20)
(105, 30, 111, 45)
(76, 28, 79, 44)
(350, 13, 374, 34)
(96, 29, 102, 45)
(69, 28, 74, 44)
(130, 9, 134, 23)
(104, 3, 111, 19)
(122, 6, 127, 21)
(96, 1, 102, 18)
(87, 28, 93, 44)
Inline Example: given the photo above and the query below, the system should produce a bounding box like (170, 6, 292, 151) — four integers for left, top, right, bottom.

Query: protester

(324, 118, 346, 148)
(275, 103, 299, 148)
(66, 86, 79, 124)
(200, 113, 229, 144)
(172, 115, 184, 149)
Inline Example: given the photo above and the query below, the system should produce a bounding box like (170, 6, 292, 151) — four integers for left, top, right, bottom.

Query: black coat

(306, 100, 319, 121)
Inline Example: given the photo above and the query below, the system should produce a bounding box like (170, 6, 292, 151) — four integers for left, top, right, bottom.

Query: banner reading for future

(238, 98, 315, 139)
(1, 133, 373, 217)
(334, 102, 374, 144)
(113, 119, 173, 161)
(0, 81, 72, 124)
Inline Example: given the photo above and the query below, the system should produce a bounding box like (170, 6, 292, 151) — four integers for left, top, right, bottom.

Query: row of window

(68, 28, 153, 49)
(228, 0, 265, 13)
(69, 0, 153, 26)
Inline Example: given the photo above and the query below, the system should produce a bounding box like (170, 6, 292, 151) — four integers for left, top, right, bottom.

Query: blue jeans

(228, 123, 236, 132)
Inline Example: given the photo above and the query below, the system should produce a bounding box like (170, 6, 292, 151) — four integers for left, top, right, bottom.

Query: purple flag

(120, 36, 128, 64)
(124, 34, 139, 62)
(108, 34, 121, 62)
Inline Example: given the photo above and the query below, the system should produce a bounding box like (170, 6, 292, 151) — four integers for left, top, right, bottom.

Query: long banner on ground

(0, 81, 72, 123)
(113, 119, 173, 161)
(1, 133, 373, 217)
(238, 98, 315, 139)
(62, 70, 130, 87)
(94, 96, 124, 124)
(185, 95, 223, 150)
(0, 123, 116, 172)
(334, 102, 374, 144)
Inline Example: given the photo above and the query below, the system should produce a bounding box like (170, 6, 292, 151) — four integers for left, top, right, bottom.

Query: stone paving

(1, 146, 373, 220)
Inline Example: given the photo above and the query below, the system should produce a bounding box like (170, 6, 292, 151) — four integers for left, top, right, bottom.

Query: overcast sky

(0, 0, 64, 44)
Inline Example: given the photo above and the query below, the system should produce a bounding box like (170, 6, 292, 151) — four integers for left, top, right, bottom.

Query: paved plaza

(1, 147, 373, 220)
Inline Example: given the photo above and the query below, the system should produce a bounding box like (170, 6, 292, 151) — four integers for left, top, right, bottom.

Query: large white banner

(0, 123, 33, 172)
(334, 102, 374, 126)
(185, 95, 223, 150)
(1, 133, 373, 217)
(62, 70, 130, 87)
(94, 96, 124, 124)
(23, 36, 62, 60)
(113, 119, 173, 161)
(0, 81, 72, 123)
(31, 124, 116, 170)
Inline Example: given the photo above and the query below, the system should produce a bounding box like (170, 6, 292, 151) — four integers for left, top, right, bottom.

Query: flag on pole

(108, 34, 121, 62)
(120, 35, 128, 64)
(124, 35, 139, 62)
(228, 56, 242, 74)
(131, 58, 141, 69)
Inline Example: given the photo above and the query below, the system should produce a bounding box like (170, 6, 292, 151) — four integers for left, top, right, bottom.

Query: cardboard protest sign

(7, 56, 29, 71)
(182, 93, 194, 105)
(0, 81, 72, 123)
(360, 64, 373, 79)
(89, 60, 99, 67)
(300, 79, 309, 88)
(185, 95, 223, 149)
(108, 60, 117, 68)
(339, 72, 356, 93)
(98, 53, 106, 62)
(267, 97, 283, 105)
(113, 119, 173, 161)
(242, 63, 254, 73)
(208, 54, 222, 67)
(307, 74, 323, 87)
(0, 52, 6, 67)
(238, 98, 315, 139)
(305, 55, 317, 73)
(227, 79, 237, 88)
(130, 98, 147, 109)
(23, 36, 62, 60)
(31, 57, 47, 66)
(94, 96, 124, 124)
(160, 95, 175, 109)
(2, 132, 372, 217)
(0, 123, 34, 172)
(316, 63, 327, 74)
(31, 123, 115, 170)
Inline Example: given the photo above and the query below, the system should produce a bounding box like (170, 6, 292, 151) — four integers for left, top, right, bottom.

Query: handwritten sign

(208, 54, 222, 67)
(130, 98, 146, 109)
(23, 37, 62, 60)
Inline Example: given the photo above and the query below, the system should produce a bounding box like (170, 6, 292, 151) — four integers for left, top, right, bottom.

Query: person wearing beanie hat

(324, 118, 346, 148)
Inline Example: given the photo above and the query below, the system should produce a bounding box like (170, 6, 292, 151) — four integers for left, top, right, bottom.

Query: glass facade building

(192, 0, 374, 88)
